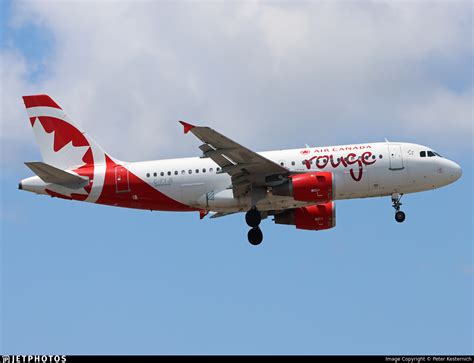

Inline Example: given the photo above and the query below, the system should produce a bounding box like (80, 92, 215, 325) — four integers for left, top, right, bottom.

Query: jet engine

(272, 172, 334, 203)
(274, 202, 336, 230)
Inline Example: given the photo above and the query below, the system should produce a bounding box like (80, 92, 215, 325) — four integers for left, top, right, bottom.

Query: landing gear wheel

(391, 193, 405, 223)
(395, 211, 406, 223)
(248, 227, 263, 246)
(245, 207, 261, 227)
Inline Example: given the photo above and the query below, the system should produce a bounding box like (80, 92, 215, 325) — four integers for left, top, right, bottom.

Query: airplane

(19, 94, 462, 245)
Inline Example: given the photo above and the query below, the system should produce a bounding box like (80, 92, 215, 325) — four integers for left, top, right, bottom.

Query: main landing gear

(246, 207, 263, 245)
(391, 193, 406, 223)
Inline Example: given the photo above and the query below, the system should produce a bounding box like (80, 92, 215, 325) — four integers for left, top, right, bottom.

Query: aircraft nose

(447, 160, 462, 182)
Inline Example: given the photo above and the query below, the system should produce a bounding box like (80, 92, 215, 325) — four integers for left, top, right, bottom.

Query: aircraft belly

(199, 188, 311, 213)
(180, 182, 207, 207)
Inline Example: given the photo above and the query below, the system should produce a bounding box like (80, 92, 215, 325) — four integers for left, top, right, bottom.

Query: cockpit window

(421, 150, 442, 158)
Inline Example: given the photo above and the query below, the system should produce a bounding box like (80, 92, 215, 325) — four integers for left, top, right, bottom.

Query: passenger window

(372, 155, 376, 160)
(146, 173, 150, 177)
(188, 169, 192, 174)
(167, 171, 171, 176)
(195, 169, 199, 174)
(379, 155, 383, 159)
(174, 171, 178, 175)
(216, 167, 221, 172)
(160, 172, 164, 176)
(202, 168, 206, 173)
(181, 170, 185, 175)
(209, 167, 213, 172)
(420, 151, 426, 157)
(427, 151, 435, 157)
(153, 172, 157, 177)
(291, 161, 295, 166)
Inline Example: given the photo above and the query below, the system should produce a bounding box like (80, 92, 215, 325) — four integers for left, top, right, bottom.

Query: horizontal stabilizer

(24, 162, 89, 189)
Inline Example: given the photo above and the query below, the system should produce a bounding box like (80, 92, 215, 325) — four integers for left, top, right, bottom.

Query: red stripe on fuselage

(45, 189, 88, 201)
(95, 155, 196, 212)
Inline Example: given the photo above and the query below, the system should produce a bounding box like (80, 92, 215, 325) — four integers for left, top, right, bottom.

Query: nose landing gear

(246, 207, 263, 245)
(392, 193, 406, 223)
(395, 210, 406, 223)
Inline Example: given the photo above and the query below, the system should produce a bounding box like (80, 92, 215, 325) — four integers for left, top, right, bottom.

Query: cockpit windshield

(420, 150, 442, 158)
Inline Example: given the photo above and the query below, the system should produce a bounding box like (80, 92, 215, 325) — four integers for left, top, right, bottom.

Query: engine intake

(274, 202, 336, 230)
(272, 172, 334, 202)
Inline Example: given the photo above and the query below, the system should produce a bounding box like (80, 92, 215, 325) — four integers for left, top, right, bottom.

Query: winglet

(199, 209, 209, 219)
(179, 121, 195, 134)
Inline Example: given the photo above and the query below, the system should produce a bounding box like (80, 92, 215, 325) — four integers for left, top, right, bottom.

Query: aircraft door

(115, 165, 130, 193)
(388, 144, 404, 170)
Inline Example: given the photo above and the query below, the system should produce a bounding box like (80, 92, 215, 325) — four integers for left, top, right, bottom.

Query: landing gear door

(115, 165, 130, 193)
(388, 144, 404, 170)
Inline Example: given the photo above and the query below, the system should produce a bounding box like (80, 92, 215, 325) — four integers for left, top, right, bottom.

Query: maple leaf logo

(32, 116, 94, 198)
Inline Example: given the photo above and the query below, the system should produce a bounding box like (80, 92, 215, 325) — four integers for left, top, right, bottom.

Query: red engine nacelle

(274, 202, 336, 230)
(272, 172, 334, 202)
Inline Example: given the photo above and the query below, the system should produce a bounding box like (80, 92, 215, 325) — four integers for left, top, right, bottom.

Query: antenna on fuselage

(384, 137, 389, 142)
(305, 144, 310, 148)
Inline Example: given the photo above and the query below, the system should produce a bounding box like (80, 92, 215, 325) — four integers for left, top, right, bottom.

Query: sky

(1, 0, 473, 355)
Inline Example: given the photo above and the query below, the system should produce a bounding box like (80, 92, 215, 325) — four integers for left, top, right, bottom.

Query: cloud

(0, 50, 34, 141)
(1, 1, 472, 167)
(399, 87, 472, 142)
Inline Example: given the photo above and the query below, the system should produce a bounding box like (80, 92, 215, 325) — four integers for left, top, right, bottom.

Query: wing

(179, 121, 289, 197)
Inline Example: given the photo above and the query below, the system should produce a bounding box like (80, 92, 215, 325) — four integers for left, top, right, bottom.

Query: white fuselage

(121, 141, 461, 212)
